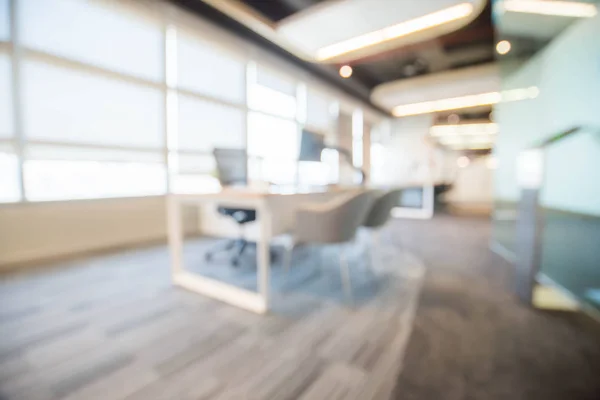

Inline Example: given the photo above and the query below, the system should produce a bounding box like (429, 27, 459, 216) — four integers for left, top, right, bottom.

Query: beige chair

(361, 189, 403, 273)
(283, 190, 376, 302)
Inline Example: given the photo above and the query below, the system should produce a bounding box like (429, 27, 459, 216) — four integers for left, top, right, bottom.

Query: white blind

(306, 89, 331, 132)
(247, 112, 298, 159)
(22, 60, 164, 148)
(26, 145, 163, 163)
(175, 154, 215, 175)
(0, 0, 9, 41)
(177, 95, 245, 152)
(256, 65, 296, 96)
(24, 159, 166, 201)
(177, 31, 245, 104)
(0, 54, 13, 138)
(19, 0, 163, 81)
(248, 84, 297, 119)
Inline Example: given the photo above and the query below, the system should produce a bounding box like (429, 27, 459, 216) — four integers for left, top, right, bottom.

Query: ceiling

(172, 0, 595, 127)
(239, 0, 495, 89)
(171, 0, 497, 113)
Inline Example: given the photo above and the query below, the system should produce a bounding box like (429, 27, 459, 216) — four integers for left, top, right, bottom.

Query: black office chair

(204, 148, 256, 267)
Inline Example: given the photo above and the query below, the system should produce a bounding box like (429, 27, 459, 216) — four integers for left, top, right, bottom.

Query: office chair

(204, 148, 256, 267)
(282, 190, 376, 303)
(362, 189, 403, 273)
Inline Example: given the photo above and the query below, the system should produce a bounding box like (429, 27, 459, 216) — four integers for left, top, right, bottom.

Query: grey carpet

(391, 214, 600, 400)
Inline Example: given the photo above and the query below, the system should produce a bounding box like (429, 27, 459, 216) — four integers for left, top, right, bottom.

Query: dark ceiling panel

(171, 0, 497, 112)
(351, 2, 495, 87)
(242, 0, 329, 22)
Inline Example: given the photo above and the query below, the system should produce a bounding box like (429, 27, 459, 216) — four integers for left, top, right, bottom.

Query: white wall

(444, 156, 494, 204)
(371, 115, 435, 185)
(0, 197, 199, 270)
(371, 115, 475, 190)
(494, 14, 600, 215)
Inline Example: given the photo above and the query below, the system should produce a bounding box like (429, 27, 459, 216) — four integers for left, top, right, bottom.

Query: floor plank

(0, 234, 424, 400)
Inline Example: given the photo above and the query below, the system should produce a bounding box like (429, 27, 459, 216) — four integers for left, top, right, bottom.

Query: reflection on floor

(0, 230, 424, 400)
(540, 210, 600, 312)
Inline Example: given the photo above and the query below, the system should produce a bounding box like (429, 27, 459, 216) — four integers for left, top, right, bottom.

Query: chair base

(205, 238, 248, 267)
(205, 238, 278, 267)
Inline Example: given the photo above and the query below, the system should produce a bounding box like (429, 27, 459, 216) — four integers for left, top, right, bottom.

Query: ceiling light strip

(500, 0, 597, 18)
(430, 123, 499, 136)
(316, 3, 474, 61)
(392, 87, 539, 117)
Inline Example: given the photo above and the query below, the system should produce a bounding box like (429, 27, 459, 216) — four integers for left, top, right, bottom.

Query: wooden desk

(167, 187, 360, 314)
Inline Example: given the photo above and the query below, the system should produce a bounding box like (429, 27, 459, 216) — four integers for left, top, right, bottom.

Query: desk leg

(257, 205, 271, 312)
(167, 195, 183, 279)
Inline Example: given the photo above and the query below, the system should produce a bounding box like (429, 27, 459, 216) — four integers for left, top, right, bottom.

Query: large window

(177, 95, 244, 152)
(25, 160, 166, 201)
(22, 60, 164, 147)
(177, 31, 245, 104)
(0, 0, 376, 203)
(19, 0, 163, 81)
(247, 112, 298, 185)
(0, 0, 10, 42)
(0, 54, 13, 139)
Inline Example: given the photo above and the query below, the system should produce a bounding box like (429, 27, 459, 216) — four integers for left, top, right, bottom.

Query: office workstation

(168, 128, 408, 313)
(8, 0, 598, 399)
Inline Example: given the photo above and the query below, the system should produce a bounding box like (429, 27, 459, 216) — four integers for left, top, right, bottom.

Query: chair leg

(231, 239, 248, 267)
(283, 240, 295, 275)
(367, 230, 380, 277)
(339, 246, 353, 305)
(205, 239, 237, 261)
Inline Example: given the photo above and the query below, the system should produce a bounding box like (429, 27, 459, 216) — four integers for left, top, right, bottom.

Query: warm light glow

(500, 0, 597, 18)
(451, 143, 493, 150)
(457, 156, 470, 168)
(447, 114, 460, 124)
(496, 40, 511, 55)
(393, 87, 539, 117)
(339, 65, 353, 78)
(316, 3, 474, 60)
(430, 123, 499, 136)
(439, 135, 495, 146)
(486, 156, 498, 169)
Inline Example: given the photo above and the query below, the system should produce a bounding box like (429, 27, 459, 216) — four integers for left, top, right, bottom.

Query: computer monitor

(299, 129, 326, 162)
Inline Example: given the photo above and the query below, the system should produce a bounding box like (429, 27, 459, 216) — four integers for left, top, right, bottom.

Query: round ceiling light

(457, 156, 470, 168)
(339, 65, 353, 78)
(496, 40, 511, 55)
(447, 114, 460, 124)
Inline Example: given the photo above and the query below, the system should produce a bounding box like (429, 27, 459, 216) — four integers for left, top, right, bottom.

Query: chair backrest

(363, 189, 403, 228)
(295, 190, 376, 244)
(213, 148, 247, 186)
(335, 190, 378, 242)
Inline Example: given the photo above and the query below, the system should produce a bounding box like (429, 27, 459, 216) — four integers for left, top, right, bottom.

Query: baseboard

(536, 273, 600, 323)
(0, 232, 204, 276)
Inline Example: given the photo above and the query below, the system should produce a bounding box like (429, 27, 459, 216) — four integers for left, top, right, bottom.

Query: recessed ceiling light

(316, 3, 474, 61)
(496, 40, 511, 55)
(430, 123, 499, 136)
(457, 156, 470, 168)
(500, 0, 597, 18)
(447, 114, 460, 124)
(339, 65, 353, 78)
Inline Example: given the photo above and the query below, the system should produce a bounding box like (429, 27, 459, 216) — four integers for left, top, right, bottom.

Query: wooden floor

(0, 232, 424, 400)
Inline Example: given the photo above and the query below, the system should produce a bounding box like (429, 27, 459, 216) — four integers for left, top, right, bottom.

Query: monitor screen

(299, 130, 325, 162)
